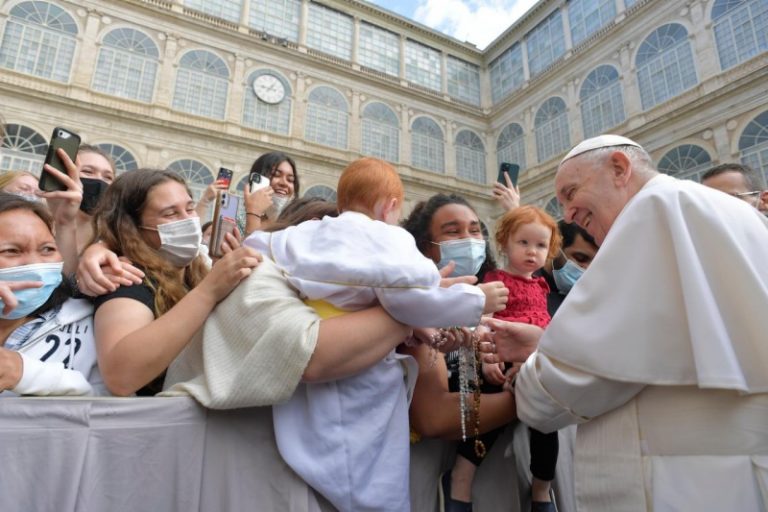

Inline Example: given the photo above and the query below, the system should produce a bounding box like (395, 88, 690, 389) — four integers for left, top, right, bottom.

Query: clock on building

(253, 74, 286, 104)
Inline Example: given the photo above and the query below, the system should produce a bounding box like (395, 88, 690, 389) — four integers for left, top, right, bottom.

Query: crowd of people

(1, 121, 767, 512)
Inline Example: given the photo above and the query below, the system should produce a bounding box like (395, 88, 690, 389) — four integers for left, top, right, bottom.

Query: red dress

(483, 269, 551, 328)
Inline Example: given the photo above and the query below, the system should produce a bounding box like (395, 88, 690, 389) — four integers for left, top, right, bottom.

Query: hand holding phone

(39, 127, 81, 192)
(497, 162, 520, 188)
(248, 172, 270, 192)
(209, 191, 241, 258)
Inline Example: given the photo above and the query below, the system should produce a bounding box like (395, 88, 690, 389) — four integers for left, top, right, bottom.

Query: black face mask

(79, 178, 110, 215)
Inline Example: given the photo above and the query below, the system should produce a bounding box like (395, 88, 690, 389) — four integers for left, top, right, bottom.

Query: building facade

(0, 0, 766, 228)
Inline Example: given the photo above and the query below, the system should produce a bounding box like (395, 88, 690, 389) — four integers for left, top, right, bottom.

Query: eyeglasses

(730, 191, 761, 198)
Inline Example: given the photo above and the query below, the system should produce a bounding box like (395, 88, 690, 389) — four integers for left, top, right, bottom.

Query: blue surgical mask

(433, 238, 486, 277)
(0, 262, 64, 319)
(552, 256, 585, 295)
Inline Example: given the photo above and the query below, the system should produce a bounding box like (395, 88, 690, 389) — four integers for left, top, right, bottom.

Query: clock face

(253, 74, 286, 104)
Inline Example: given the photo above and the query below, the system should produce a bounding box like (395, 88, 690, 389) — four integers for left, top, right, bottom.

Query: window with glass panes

(95, 143, 138, 175)
(173, 50, 230, 119)
(306, 3, 353, 60)
(624, 0, 639, 8)
(535, 97, 570, 163)
(657, 144, 712, 182)
(0, 124, 47, 174)
(361, 102, 399, 163)
(739, 110, 768, 186)
(243, 70, 291, 135)
(0, 1, 78, 82)
(183, 0, 241, 23)
(526, 10, 566, 77)
(636, 24, 698, 110)
(456, 130, 486, 183)
(167, 159, 214, 202)
(249, 0, 300, 41)
(447, 57, 481, 106)
(304, 185, 337, 202)
(305, 86, 349, 149)
(712, 0, 768, 70)
(358, 22, 400, 76)
(569, 0, 616, 47)
(490, 44, 524, 104)
(405, 40, 441, 91)
(497, 123, 526, 171)
(411, 117, 444, 173)
(580, 65, 625, 138)
(93, 28, 158, 103)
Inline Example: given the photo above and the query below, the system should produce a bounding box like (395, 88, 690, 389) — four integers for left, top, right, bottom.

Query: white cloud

(413, 0, 539, 49)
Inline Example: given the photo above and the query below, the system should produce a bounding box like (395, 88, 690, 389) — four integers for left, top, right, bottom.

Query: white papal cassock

(516, 175, 768, 511)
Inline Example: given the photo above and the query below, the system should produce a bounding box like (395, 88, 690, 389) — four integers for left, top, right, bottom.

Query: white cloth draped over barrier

(0, 397, 576, 512)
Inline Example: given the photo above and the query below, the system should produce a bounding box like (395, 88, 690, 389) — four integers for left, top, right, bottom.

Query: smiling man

(486, 135, 768, 511)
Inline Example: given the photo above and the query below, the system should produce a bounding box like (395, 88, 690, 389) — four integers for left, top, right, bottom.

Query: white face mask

(143, 217, 202, 267)
(270, 195, 291, 219)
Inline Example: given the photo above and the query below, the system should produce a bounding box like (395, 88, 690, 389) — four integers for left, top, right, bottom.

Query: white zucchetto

(560, 134, 641, 165)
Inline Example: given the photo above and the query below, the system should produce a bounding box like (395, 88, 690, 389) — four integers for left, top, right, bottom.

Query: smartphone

(216, 167, 234, 189)
(248, 172, 270, 192)
(39, 127, 81, 192)
(497, 162, 520, 188)
(209, 191, 241, 258)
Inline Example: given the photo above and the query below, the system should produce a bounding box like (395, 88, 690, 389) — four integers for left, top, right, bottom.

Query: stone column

(71, 9, 101, 90)
(349, 91, 362, 153)
(298, 0, 309, 48)
(227, 54, 247, 124)
(153, 34, 180, 117)
(689, 1, 720, 82)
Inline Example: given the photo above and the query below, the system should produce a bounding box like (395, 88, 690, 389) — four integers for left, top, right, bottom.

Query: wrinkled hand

(478, 317, 542, 364)
(0, 348, 23, 392)
(438, 261, 478, 287)
(243, 183, 274, 217)
(76, 243, 144, 296)
(492, 172, 520, 211)
(199, 246, 262, 303)
(38, 148, 82, 226)
(478, 281, 509, 314)
(0, 280, 43, 316)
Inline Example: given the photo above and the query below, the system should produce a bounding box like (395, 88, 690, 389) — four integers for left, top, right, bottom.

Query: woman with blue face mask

(0, 193, 107, 396)
(88, 169, 262, 396)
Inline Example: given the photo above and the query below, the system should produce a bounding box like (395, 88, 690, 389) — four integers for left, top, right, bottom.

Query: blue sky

(367, 0, 539, 49)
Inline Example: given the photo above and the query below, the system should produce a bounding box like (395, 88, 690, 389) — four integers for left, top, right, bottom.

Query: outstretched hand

(492, 171, 520, 211)
(478, 317, 542, 364)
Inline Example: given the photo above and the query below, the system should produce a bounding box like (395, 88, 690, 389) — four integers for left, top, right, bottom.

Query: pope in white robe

(246, 210, 486, 512)
(488, 135, 768, 512)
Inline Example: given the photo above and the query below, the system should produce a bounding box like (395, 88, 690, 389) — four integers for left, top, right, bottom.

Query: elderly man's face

(555, 153, 629, 245)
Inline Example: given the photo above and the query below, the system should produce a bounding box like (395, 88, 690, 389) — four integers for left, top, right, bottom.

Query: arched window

(535, 97, 570, 163)
(411, 117, 444, 173)
(167, 159, 214, 202)
(250, 0, 301, 42)
(183, 0, 242, 23)
(243, 70, 292, 135)
(569, 0, 617, 47)
(739, 110, 768, 186)
(305, 86, 348, 149)
(580, 65, 625, 138)
(544, 197, 563, 220)
(93, 28, 159, 102)
(455, 130, 486, 184)
(657, 144, 712, 182)
(0, 1, 78, 82)
(361, 102, 399, 163)
(0, 124, 47, 174)
(636, 24, 698, 110)
(95, 143, 138, 175)
(304, 184, 337, 202)
(712, 0, 768, 70)
(172, 50, 229, 119)
(497, 123, 526, 171)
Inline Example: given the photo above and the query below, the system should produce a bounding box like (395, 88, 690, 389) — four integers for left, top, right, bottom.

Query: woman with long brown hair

(91, 169, 261, 396)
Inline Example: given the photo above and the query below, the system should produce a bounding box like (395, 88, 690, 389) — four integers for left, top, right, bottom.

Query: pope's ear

(609, 150, 632, 185)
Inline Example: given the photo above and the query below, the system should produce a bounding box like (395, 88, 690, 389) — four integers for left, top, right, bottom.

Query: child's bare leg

(531, 477, 552, 502)
(450, 455, 477, 502)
